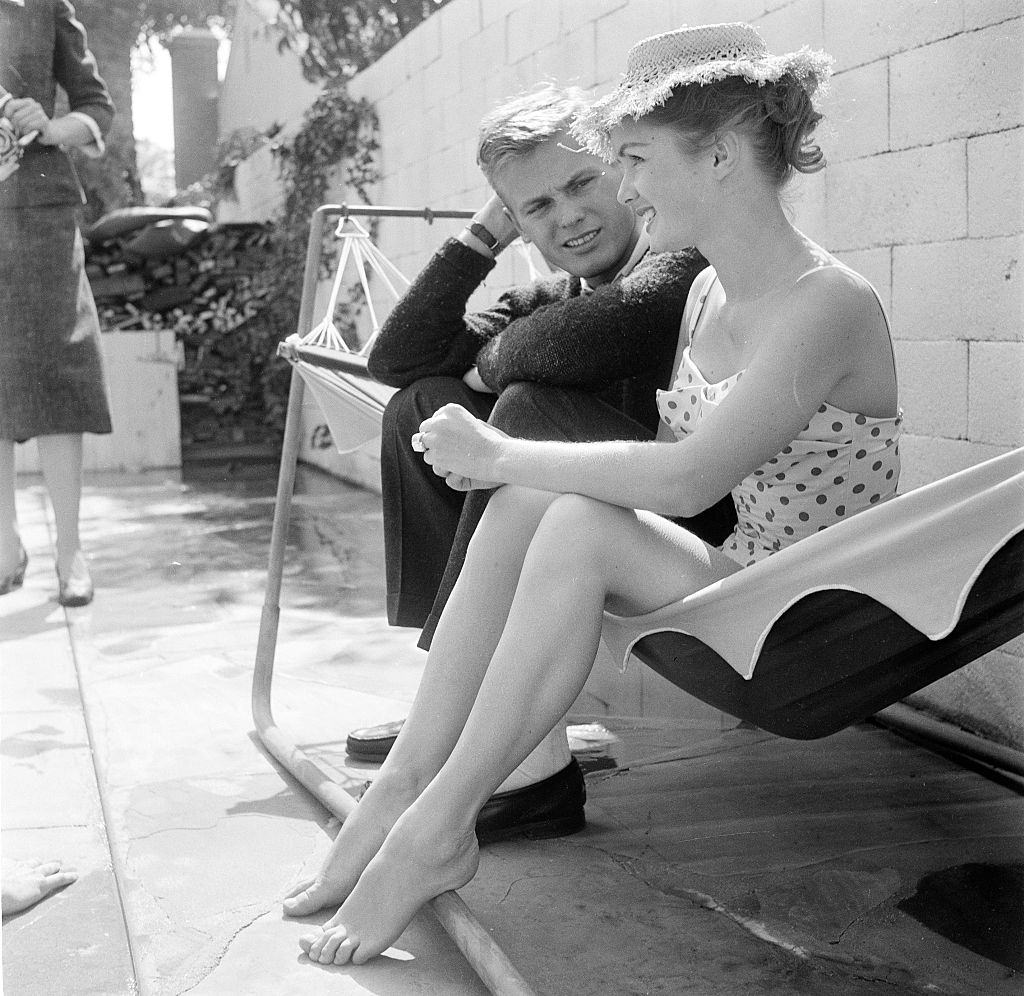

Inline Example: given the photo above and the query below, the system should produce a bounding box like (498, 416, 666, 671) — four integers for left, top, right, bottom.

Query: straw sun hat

(574, 22, 833, 158)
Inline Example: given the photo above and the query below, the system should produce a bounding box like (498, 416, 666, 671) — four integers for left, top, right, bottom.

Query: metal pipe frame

(251, 205, 537, 995)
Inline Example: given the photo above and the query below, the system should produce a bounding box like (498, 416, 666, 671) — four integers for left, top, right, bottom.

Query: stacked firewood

(85, 220, 282, 449)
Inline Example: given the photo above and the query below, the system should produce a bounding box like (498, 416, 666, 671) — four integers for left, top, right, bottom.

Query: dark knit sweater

(367, 238, 707, 431)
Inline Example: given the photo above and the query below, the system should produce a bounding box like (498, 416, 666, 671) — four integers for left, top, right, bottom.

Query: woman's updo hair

(641, 74, 824, 186)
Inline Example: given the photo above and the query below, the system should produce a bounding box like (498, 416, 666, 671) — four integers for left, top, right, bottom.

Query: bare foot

(300, 804, 480, 966)
(2, 858, 77, 916)
(283, 775, 418, 918)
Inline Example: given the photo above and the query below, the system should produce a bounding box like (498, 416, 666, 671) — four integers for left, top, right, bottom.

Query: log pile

(85, 218, 282, 449)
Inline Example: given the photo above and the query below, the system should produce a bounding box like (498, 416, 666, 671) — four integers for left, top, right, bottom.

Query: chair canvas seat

(603, 447, 1024, 680)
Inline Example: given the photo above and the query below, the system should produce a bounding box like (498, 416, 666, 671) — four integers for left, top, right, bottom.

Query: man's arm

(474, 249, 707, 393)
(366, 237, 574, 388)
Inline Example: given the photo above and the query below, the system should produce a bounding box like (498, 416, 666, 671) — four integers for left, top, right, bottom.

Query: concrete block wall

(221, 0, 1023, 744)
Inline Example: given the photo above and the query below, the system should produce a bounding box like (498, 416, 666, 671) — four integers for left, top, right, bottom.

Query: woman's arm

(420, 268, 878, 516)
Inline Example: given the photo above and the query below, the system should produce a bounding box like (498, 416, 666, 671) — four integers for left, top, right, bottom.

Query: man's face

(494, 134, 642, 285)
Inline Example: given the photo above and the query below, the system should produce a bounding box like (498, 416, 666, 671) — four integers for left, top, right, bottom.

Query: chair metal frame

(252, 204, 537, 995)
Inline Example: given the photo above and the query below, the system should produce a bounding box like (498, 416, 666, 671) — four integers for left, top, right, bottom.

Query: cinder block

(824, 0, 962, 72)
(668, 0, 767, 31)
(891, 22, 1024, 149)
(826, 143, 967, 249)
(402, 6, 442, 72)
(438, 0, 483, 57)
(419, 53, 462, 105)
(896, 433, 1010, 491)
(507, 0, 563, 65)
(969, 128, 1024, 238)
(963, 0, 1023, 30)
(835, 247, 892, 313)
(481, 0, 522, 29)
(561, 0, 629, 33)
(968, 341, 1024, 446)
(892, 340, 968, 438)
(893, 236, 1022, 343)
(787, 170, 827, 243)
(593, 5, 678, 90)
(535, 33, 597, 88)
(826, 60, 889, 164)
(459, 28, 502, 92)
(757, 0, 825, 51)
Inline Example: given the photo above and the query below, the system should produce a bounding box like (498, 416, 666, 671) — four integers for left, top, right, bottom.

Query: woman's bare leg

(303, 496, 741, 965)
(36, 434, 84, 579)
(0, 439, 20, 577)
(284, 484, 562, 918)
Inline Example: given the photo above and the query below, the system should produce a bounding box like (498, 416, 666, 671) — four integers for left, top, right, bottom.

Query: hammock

(606, 447, 1024, 739)
(254, 204, 1024, 996)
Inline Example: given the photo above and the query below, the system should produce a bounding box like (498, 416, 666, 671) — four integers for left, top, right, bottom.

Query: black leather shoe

(476, 758, 586, 845)
(346, 719, 405, 759)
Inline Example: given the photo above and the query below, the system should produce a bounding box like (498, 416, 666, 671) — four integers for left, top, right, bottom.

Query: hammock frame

(252, 204, 538, 996)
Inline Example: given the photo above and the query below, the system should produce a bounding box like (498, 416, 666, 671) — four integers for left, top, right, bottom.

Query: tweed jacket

(0, 0, 114, 208)
(367, 238, 707, 431)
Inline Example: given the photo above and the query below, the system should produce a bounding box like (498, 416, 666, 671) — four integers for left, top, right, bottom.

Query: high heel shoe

(58, 552, 93, 608)
(0, 545, 28, 596)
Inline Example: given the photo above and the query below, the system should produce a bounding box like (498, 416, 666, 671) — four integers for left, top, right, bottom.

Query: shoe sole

(477, 810, 586, 846)
(345, 736, 399, 759)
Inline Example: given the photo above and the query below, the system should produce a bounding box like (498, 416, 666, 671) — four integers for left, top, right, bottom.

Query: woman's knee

(530, 494, 625, 573)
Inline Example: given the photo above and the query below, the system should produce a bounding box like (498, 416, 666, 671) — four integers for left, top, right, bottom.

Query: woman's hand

(4, 98, 50, 142)
(414, 404, 508, 491)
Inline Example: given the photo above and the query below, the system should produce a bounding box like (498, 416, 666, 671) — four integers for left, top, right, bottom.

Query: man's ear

(503, 204, 528, 243)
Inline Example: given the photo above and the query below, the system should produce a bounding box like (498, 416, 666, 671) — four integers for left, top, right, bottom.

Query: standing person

(0, 0, 115, 606)
(344, 85, 734, 773)
(293, 22, 902, 967)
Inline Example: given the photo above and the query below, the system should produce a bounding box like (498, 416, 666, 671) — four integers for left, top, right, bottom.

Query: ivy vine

(237, 82, 381, 434)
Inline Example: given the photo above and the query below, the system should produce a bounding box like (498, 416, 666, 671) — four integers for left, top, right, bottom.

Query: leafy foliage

(203, 84, 381, 436)
(269, 0, 455, 81)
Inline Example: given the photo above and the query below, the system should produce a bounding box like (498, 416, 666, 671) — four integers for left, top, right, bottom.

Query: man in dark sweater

(347, 85, 734, 838)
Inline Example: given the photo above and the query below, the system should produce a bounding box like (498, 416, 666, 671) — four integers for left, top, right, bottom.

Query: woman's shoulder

(788, 258, 885, 331)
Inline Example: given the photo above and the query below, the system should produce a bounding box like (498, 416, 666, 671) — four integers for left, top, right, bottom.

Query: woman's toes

(317, 929, 345, 964)
(303, 928, 328, 961)
(334, 935, 359, 965)
(283, 887, 319, 916)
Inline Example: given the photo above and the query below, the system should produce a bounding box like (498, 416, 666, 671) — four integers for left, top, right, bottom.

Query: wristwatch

(467, 221, 501, 253)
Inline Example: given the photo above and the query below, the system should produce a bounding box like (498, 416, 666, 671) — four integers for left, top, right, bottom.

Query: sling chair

(253, 204, 1024, 996)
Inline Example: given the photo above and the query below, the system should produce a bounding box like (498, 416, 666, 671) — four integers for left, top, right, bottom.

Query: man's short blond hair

(476, 84, 589, 187)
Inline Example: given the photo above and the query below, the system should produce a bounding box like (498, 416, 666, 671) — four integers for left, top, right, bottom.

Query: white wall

(221, 0, 1024, 745)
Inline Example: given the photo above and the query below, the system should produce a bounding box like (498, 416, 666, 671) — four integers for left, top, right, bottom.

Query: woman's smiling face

(611, 118, 709, 253)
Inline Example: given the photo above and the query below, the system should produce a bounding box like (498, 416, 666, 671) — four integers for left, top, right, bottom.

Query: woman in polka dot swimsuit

(290, 25, 904, 970)
(659, 266, 902, 565)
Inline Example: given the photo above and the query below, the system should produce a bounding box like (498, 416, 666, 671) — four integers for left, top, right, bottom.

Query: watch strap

(468, 221, 501, 252)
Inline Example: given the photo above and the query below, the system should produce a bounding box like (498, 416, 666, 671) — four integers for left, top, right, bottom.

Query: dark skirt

(0, 205, 112, 441)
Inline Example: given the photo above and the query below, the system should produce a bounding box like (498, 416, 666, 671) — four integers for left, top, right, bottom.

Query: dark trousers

(381, 378, 738, 650)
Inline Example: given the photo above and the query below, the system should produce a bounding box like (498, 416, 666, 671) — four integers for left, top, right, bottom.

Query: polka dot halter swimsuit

(657, 268, 903, 567)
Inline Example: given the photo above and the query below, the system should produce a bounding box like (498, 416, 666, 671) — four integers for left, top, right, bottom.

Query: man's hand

(475, 193, 519, 250)
(413, 404, 508, 490)
(458, 193, 519, 259)
(461, 366, 496, 394)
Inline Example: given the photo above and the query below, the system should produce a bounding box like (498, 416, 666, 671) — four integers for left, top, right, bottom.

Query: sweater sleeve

(366, 238, 574, 388)
(474, 249, 707, 393)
